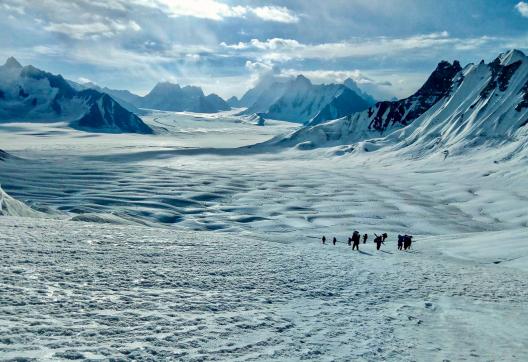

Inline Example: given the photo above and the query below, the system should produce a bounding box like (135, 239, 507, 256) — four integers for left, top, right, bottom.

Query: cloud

(249, 6, 299, 23)
(221, 32, 500, 63)
(516, 2, 528, 17)
(43, 19, 141, 39)
(132, 0, 298, 23)
(77, 77, 93, 84)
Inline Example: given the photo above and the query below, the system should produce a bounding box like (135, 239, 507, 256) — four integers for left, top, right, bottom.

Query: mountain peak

(498, 49, 526, 66)
(294, 74, 312, 86)
(3, 56, 22, 69)
(155, 81, 180, 89)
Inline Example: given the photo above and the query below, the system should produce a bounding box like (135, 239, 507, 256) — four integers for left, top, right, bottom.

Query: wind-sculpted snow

(0, 185, 44, 217)
(1, 217, 527, 360)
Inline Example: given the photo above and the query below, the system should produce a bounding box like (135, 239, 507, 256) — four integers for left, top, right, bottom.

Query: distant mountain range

(236, 75, 375, 124)
(265, 49, 528, 158)
(0, 57, 152, 134)
(73, 81, 230, 114)
(132, 82, 230, 113)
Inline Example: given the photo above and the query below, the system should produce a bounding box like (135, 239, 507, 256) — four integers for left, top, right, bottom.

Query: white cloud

(516, 2, 528, 17)
(43, 19, 141, 39)
(77, 77, 93, 84)
(133, 0, 298, 23)
(221, 32, 498, 63)
(249, 6, 299, 23)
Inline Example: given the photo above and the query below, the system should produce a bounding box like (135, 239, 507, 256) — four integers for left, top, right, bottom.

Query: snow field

(1, 217, 527, 361)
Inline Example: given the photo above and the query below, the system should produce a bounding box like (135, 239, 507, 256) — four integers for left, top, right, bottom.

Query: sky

(1, 0, 528, 100)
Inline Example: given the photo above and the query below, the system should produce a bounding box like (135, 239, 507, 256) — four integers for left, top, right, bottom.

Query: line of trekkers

(321, 232, 413, 251)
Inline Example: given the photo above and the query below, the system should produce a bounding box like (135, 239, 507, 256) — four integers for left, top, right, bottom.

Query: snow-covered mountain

(267, 50, 528, 157)
(134, 82, 230, 113)
(0, 57, 152, 134)
(309, 87, 373, 126)
(227, 96, 241, 108)
(343, 78, 377, 105)
(263, 75, 371, 123)
(69, 81, 145, 115)
(239, 75, 371, 124)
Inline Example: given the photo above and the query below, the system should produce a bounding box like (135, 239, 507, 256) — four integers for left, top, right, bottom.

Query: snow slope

(0, 185, 43, 217)
(267, 50, 528, 158)
(0, 216, 527, 360)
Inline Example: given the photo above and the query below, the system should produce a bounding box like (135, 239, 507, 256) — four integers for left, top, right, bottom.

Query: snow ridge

(265, 49, 528, 157)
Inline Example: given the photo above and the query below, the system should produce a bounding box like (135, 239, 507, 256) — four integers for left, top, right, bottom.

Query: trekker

(397, 235, 403, 250)
(333, 237, 337, 245)
(382, 233, 388, 242)
(363, 233, 368, 244)
(352, 231, 360, 250)
(374, 234, 384, 250)
(322, 236, 326, 245)
(403, 235, 413, 250)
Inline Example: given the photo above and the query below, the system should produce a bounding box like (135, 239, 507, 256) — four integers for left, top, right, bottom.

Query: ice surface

(0, 104, 527, 359)
(0, 217, 526, 360)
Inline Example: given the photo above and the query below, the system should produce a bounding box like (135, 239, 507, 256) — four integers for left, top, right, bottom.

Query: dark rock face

(75, 91, 153, 134)
(18, 87, 29, 98)
(310, 87, 371, 125)
(515, 80, 528, 112)
(368, 60, 462, 132)
(481, 58, 522, 98)
(0, 149, 10, 161)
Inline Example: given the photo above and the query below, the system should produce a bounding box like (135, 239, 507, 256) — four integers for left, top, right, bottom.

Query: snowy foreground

(1, 112, 528, 360)
(1, 217, 527, 361)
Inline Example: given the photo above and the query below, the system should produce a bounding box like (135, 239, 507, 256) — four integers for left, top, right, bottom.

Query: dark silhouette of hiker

(352, 231, 360, 250)
(322, 236, 326, 245)
(333, 237, 337, 245)
(348, 237, 352, 246)
(382, 233, 388, 242)
(403, 235, 413, 250)
(374, 234, 384, 250)
(363, 233, 368, 244)
(397, 234, 403, 250)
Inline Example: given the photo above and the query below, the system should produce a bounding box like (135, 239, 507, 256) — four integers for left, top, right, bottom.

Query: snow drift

(0, 184, 43, 217)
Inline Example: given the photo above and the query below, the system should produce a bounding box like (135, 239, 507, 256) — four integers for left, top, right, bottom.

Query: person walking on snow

(404, 235, 413, 250)
(333, 237, 337, 245)
(382, 233, 388, 242)
(374, 234, 384, 250)
(322, 236, 326, 245)
(363, 233, 368, 244)
(352, 231, 360, 250)
(397, 235, 404, 250)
